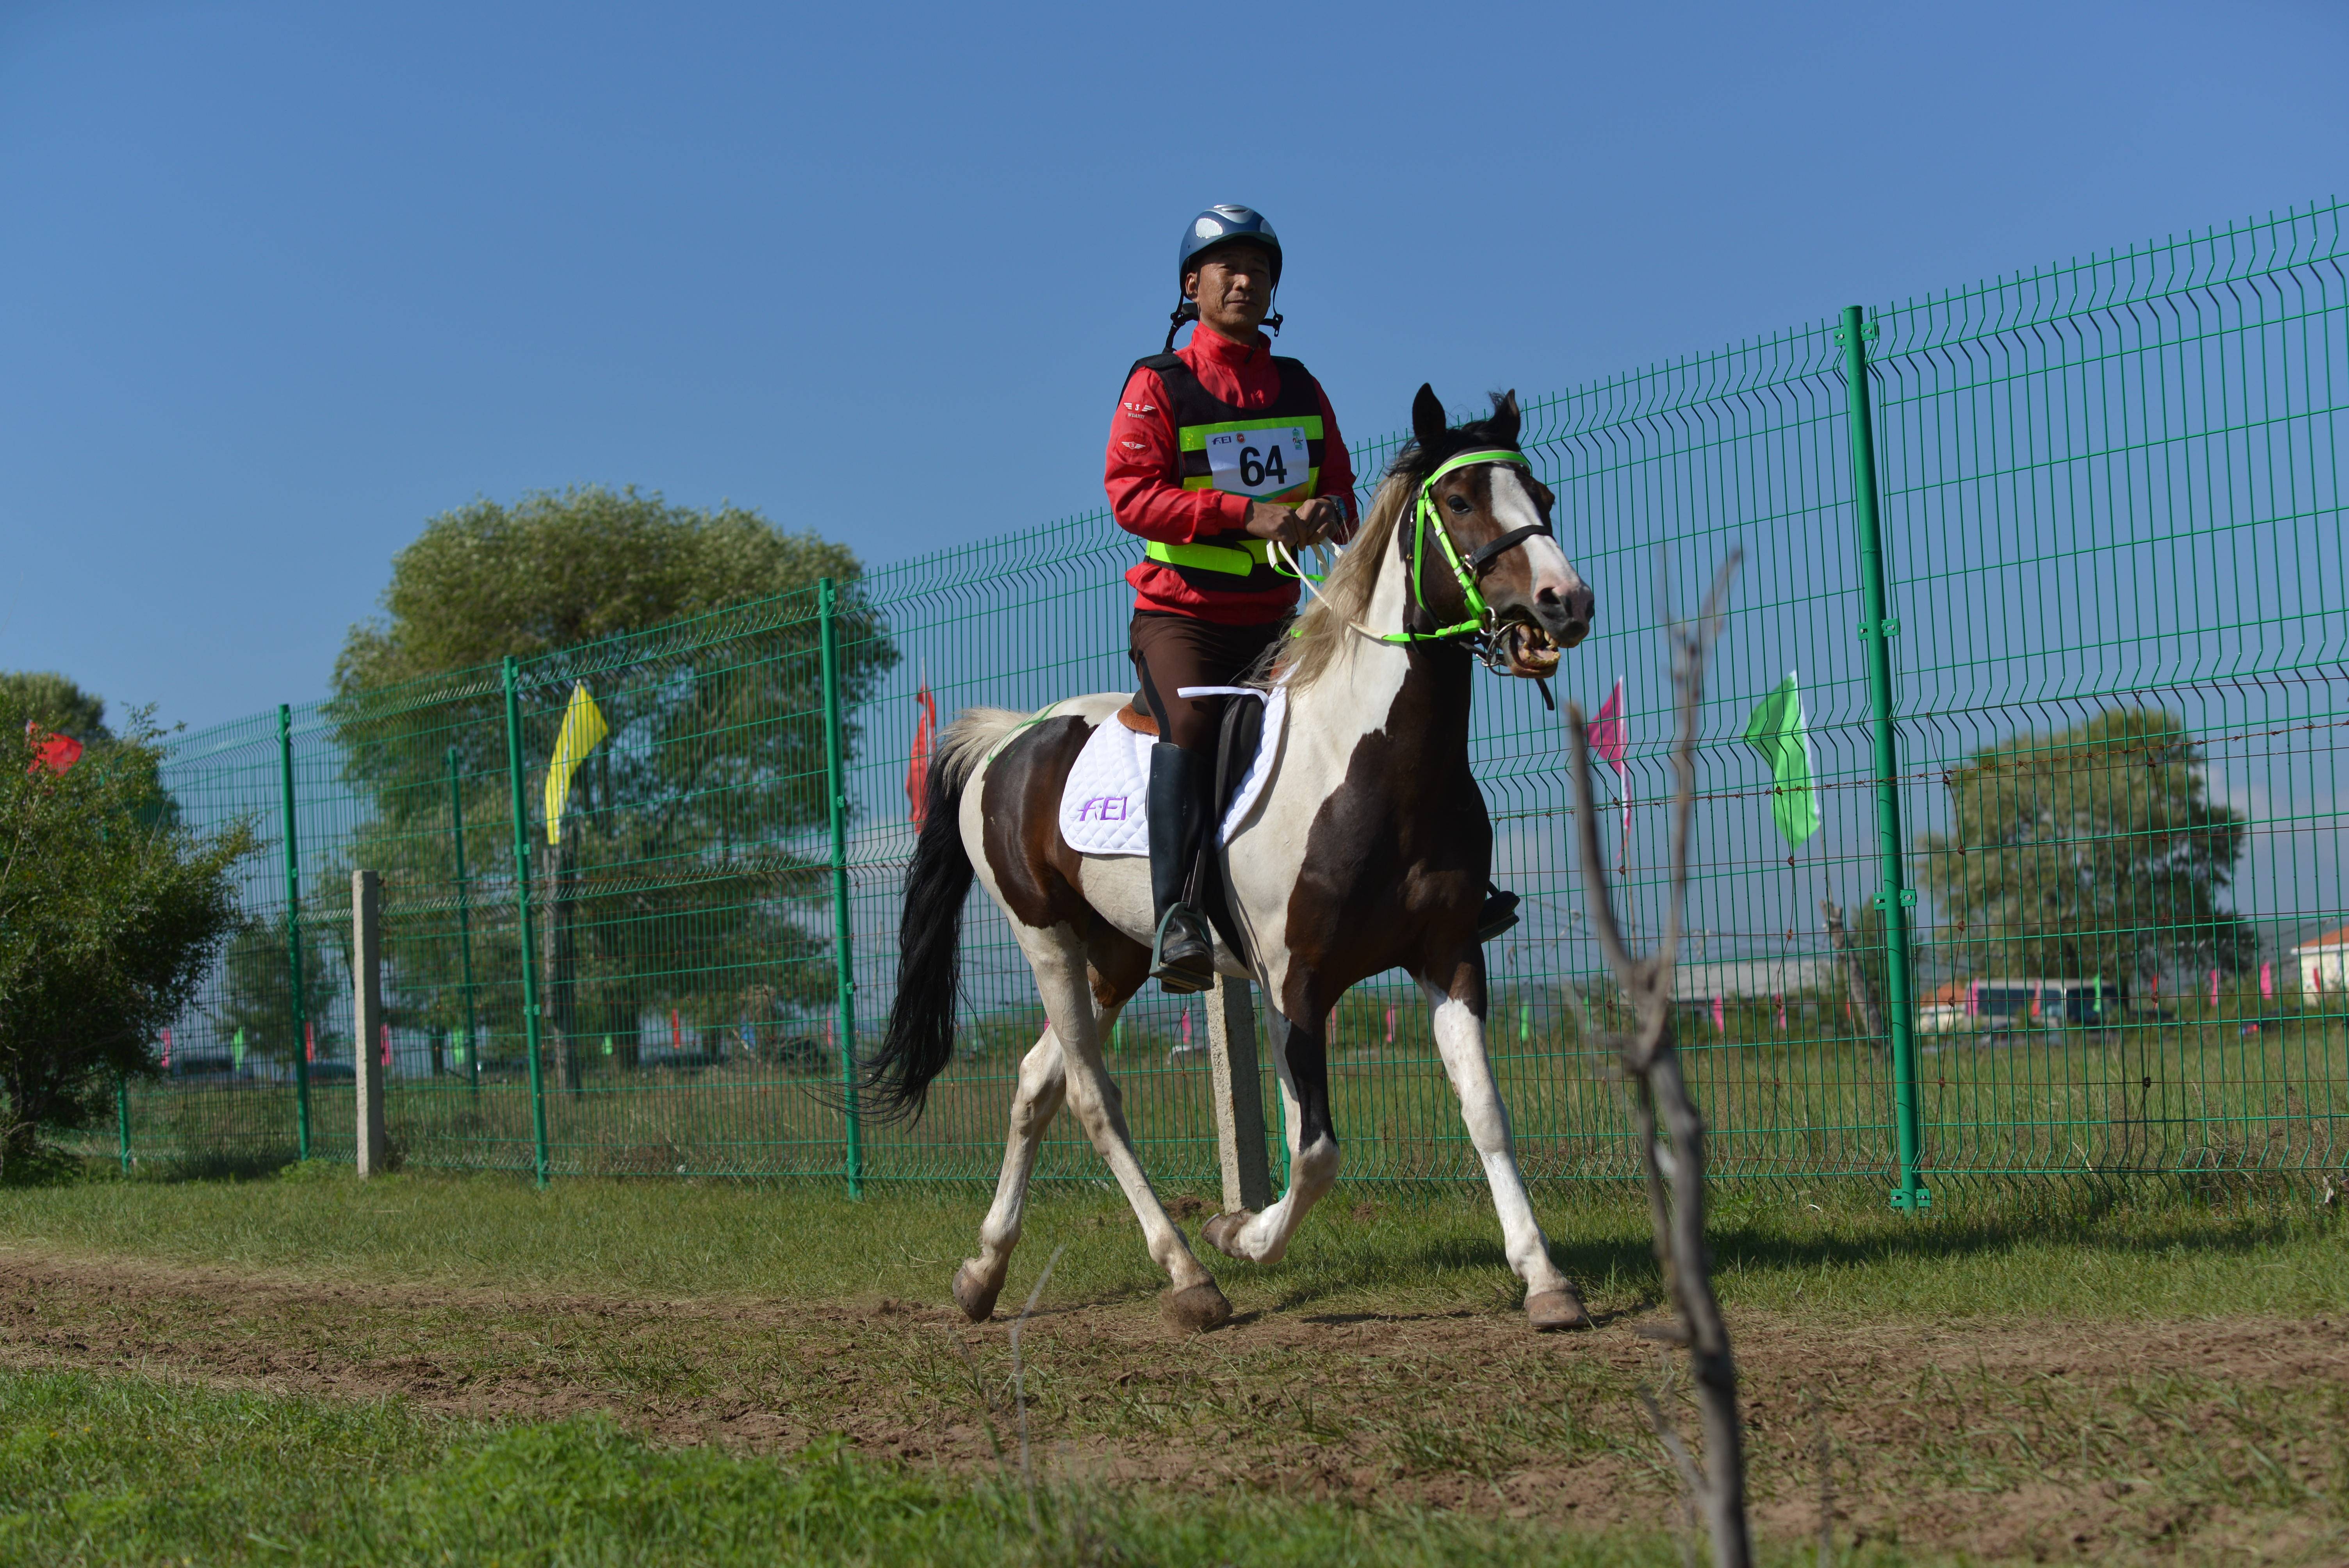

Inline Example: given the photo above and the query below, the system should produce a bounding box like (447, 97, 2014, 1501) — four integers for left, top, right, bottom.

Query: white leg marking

(1017, 921, 1215, 1290)
(1222, 1013, 1340, 1265)
(962, 1027, 1069, 1304)
(1424, 986, 1570, 1294)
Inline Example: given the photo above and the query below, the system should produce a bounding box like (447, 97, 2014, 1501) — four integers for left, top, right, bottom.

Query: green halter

(1380, 448, 1541, 646)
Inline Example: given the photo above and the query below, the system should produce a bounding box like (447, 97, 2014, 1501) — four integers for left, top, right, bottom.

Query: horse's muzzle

(1535, 580, 1595, 649)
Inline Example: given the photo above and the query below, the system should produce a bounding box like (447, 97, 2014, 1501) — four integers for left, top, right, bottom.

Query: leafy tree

(329, 486, 895, 1087)
(0, 713, 255, 1175)
(1915, 708, 2255, 984)
(0, 672, 111, 743)
(211, 910, 347, 1070)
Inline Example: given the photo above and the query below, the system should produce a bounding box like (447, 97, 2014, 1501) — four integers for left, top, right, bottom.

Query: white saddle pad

(1057, 686, 1286, 857)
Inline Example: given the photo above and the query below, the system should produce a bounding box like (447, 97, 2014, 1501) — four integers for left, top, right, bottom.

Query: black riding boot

(1146, 743, 1215, 994)
(1476, 883, 1522, 943)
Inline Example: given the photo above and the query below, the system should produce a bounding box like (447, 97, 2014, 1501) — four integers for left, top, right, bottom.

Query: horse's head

(1400, 385, 1595, 677)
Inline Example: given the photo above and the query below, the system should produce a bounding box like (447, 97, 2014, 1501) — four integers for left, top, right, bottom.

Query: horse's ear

(1490, 389, 1522, 446)
(1412, 383, 1448, 446)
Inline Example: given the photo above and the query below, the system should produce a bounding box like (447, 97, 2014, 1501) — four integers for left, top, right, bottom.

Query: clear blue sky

(3, 0, 2342, 731)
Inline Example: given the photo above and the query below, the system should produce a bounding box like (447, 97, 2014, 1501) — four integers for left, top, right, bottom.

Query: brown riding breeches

(1128, 611, 1286, 755)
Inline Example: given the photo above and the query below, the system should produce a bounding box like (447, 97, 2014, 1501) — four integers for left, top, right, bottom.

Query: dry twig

(1564, 551, 1753, 1568)
(1009, 1243, 1067, 1534)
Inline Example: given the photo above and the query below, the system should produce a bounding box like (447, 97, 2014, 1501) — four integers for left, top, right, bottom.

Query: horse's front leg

(1019, 921, 1231, 1332)
(1419, 968, 1590, 1330)
(1202, 1001, 1340, 1265)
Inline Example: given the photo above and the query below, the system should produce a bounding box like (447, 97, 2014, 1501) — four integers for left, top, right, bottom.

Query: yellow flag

(544, 682, 609, 844)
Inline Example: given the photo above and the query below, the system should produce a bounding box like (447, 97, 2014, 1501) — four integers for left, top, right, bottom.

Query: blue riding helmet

(1165, 205, 1284, 350)
(1177, 205, 1282, 285)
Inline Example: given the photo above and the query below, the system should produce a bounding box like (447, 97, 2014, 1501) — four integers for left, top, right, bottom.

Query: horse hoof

(1159, 1281, 1232, 1334)
(952, 1262, 1002, 1324)
(1200, 1210, 1256, 1259)
(1526, 1287, 1592, 1332)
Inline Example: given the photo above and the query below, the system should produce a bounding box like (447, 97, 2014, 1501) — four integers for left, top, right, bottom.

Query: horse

(867, 385, 1598, 1333)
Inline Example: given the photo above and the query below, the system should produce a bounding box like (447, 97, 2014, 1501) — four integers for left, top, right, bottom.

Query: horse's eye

(1446, 495, 1472, 515)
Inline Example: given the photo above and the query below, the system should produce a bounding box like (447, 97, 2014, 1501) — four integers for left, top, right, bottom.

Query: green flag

(1743, 672, 1821, 847)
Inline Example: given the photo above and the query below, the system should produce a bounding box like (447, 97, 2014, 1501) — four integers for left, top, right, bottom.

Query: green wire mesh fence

(100, 202, 2347, 1197)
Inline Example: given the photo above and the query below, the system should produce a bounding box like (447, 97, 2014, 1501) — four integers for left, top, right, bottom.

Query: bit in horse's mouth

(1497, 621, 1561, 678)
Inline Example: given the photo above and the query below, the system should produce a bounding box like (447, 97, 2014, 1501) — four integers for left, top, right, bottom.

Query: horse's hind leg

(953, 1027, 1069, 1322)
(1420, 974, 1589, 1331)
(1016, 919, 1230, 1332)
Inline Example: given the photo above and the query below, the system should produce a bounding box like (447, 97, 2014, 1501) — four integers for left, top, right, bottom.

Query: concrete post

(1206, 975, 1272, 1214)
(352, 869, 390, 1176)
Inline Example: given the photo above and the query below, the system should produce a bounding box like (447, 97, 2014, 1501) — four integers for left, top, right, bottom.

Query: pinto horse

(868, 386, 1597, 1333)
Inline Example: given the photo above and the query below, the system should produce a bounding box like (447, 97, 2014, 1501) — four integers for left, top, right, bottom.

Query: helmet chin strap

(1162, 300, 1199, 354)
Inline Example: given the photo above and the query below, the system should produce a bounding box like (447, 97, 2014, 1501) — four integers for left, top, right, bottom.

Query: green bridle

(1379, 447, 1551, 647)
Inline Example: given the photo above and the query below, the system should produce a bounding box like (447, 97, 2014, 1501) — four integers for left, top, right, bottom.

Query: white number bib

(1203, 424, 1311, 497)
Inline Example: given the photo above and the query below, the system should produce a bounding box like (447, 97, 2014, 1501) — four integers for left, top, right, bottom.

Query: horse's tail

(864, 707, 1028, 1122)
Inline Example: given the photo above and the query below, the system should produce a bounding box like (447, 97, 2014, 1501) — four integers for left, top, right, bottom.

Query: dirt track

(2, 1245, 2342, 1561)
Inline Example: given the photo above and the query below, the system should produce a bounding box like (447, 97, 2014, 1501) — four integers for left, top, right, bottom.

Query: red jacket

(1105, 327, 1358, 624)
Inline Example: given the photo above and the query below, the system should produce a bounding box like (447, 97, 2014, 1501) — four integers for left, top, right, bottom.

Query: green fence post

(447, 745, 482, 1098)
(502, 658, 552, 1188)
(115, 1074, 132, 1174)
(818, 579, 864, 1197)
(1837, 305, 1930, 1213)
(277, 703, 312, 1161)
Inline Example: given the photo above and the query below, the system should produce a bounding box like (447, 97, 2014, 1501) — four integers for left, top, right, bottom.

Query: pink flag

(160, 1027, 172, 1070)
(2260, 962, 2274, 1001)
(2208, 970, 2220, 1008)
(1383, 1005, 1395, 1044)
(1588, 680, 1627, 772)
(1711, 994, 1726, 1032)
(1587, 679, 1631, 834)
(1775, 994, 1786, 1031)
(1180, 1007, 1192, 1047)
(379, 1022, 391, 1068)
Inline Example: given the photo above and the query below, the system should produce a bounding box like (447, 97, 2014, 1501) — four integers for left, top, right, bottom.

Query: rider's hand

(1243, 497, 1350, 550)
(1241, 500, 1319, 549)
(1294, 495, 1351, 545)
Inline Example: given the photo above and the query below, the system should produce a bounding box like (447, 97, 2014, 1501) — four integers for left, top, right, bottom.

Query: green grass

(3, 1162, 2343, 1322)
(97, 1003, 2349, 1191)
(0, 1368, 1738, 1568)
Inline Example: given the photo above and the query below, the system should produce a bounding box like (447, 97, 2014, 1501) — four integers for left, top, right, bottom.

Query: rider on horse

(1105, 205, 1357, 994)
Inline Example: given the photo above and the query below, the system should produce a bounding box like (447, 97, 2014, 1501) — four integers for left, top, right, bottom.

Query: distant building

(1667, 958, 1837, 1004)
(2294, 927, 2348, 1000)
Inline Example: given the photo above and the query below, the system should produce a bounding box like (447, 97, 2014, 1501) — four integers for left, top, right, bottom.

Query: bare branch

(1568, 550, 1752, 1568)
(1009, 1242, 1067, 1535)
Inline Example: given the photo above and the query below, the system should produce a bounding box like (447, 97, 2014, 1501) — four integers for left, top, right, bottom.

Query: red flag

(160, 1027, 173, 1070)
(25, 722, 82, 776)
(304, 1020, 315, 1062)
(906, 684, 939, 831)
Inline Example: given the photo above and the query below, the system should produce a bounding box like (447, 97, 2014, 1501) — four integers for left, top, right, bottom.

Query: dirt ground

(2, 1244, 2342, 1563)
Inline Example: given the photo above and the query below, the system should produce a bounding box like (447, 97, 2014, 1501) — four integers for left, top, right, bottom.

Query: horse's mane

(1267, 405, 1521, 691)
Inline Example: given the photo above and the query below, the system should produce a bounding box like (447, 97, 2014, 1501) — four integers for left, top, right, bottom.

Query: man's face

(1184, 242, 1274, 340)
